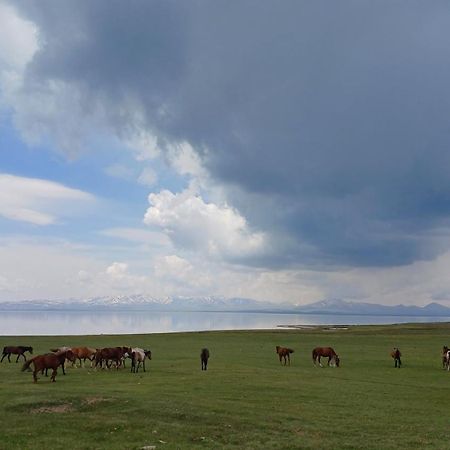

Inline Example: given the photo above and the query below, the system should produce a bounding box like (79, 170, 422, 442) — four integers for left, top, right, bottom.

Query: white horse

(445, 350, 450, 371)
(130, 347, 152, 373)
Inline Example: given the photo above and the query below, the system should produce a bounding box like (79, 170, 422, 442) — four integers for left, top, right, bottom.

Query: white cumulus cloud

(144, 188, 266, 260)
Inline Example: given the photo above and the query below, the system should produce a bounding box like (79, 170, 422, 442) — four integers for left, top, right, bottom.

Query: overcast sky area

(1, 1, 450, 306)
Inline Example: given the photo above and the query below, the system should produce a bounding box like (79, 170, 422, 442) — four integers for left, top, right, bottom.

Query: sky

(1, 1, 450, 306)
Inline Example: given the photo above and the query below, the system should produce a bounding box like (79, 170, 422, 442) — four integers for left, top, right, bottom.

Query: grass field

(1, 323, 450, 449)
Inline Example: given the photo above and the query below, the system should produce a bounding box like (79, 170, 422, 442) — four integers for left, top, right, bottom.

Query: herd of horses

(5, 343, 450, 382)
(1, 345, 153, 383)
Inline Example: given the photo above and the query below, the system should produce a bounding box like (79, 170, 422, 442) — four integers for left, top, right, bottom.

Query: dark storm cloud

(11, 0, 450, 268)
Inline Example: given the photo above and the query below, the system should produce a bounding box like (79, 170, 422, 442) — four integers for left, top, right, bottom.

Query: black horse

(200, 348, 210, 371)
(1, 346, 33, 362)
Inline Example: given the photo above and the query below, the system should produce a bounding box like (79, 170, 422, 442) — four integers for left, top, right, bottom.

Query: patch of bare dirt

(31, 403, 73, 414)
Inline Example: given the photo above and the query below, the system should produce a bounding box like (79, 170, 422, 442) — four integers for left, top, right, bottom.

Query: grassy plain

(1, 323, 450, 449)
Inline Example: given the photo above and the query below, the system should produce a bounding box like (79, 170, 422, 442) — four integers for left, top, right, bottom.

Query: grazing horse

(312, 347, 340, 367)
(276, 346, 294, 366)
(200, 348, 210, 371)
(21, 350, 75, 383)
(390, 348, 402, 368)
(1, 346, 33, 363)
(443, 346, 449, 369)
(130, 348, 152, 373)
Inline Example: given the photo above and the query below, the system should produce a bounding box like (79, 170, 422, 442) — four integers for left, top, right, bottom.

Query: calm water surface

(0, 310, 449, 336)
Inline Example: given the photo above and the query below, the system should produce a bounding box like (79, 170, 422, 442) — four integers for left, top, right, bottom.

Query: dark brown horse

(390, 348, 402, 368)
(21, 350, 75, 383)
(312, 347, 340, 367)
(200, 348, 210, 371)
(94, 346, 131, 369)
(276, 346, 294, 366)
(1, 346, 33, 363)
(443, 346, 449, 369)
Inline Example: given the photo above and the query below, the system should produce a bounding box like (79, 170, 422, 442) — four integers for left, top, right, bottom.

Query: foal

(200, 348, 210, 370)
(276, 346, 294, 366)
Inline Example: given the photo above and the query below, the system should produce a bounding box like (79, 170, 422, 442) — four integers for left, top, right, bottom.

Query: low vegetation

(1, 323, 450, 449)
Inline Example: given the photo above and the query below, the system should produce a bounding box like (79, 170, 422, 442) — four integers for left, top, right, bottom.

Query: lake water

(0, 310, 449, 336)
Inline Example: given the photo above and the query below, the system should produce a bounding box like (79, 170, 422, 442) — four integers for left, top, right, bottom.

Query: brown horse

(390, 348, 402, 368)
(1, 346, 33, 363)
(94, 347, 131, 369)
(21, 350, 75, 383)
(312, 347, 340, 367)
(200, 348, 210, 371)
(70, 347, 97, 367)
(276, 346, 294, 365)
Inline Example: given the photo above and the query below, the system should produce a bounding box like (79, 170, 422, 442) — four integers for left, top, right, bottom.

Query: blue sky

(1, 1, 450, 305)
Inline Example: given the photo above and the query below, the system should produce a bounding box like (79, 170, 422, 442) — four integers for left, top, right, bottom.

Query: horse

(200, 348, 210, 371)
(70, 347, 97, 368)
(276, 346, 294, 366)
(443, 346, 449, 369)
(94, 347, 131, 369)
(130, 348, 152, 373)
(21, 350, 75, 383)
(312, 347, 340, 367)
(1, 346, 33, 363)
(390, 348, 402, 368)
(444, 349, 450, 372)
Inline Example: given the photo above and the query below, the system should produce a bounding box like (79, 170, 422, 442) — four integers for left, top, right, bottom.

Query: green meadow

(1, 323, 450, 449)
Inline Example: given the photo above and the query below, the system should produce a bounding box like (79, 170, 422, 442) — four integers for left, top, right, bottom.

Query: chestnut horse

(1, 346, 33, 363)
(200, 348, 210, 371)
(21, 350, 75, 383)
(70, 347, 96, 367)
(390, 348, 402, 368)
(276, 346, 294, 366)
(312, 347, 340, 367)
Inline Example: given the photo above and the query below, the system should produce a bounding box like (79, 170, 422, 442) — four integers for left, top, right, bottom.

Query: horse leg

(287, 354, 290, 366)
(143, 360, 146, 372)
(0, 353, 6, 362)
(50, 368, 57, 382)
(33, 369, 38, 383)
(16, 354, 20, 363)
(318, 356, 323, 368)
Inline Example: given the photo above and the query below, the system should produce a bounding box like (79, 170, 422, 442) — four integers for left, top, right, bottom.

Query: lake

(1, 310, 450, 335)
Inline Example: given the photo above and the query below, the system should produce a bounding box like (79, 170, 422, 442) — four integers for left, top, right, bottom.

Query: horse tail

(21, 358, 34, 372)
(312, 349, 317, 360)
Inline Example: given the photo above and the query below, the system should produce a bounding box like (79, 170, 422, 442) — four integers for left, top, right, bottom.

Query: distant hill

(0, 295, 450, 316)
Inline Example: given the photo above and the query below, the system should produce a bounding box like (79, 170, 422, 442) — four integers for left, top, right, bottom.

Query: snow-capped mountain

(0, 295, 450, 316)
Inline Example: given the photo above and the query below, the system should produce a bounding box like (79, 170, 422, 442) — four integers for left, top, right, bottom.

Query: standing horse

(276, 346, 294, 366)
(1, 346, 33, 363)
(443, 346, 449, 369)
(312, 347, 340, 367)
(70, 347, 97, 368)
(200, 348, 210, 371)
(390, 348, 402, 368)
(130, 348, 152, 373)
(21, 350, 75, 383)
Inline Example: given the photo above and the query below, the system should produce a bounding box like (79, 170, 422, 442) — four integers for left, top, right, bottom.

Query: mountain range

(0, 295, 450, 316)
